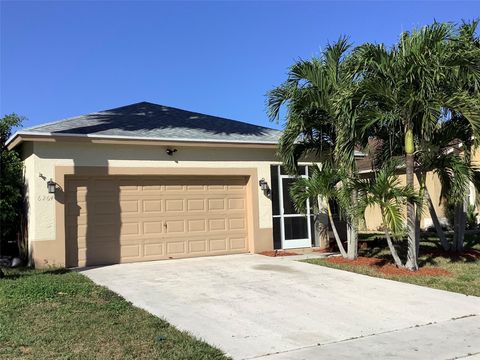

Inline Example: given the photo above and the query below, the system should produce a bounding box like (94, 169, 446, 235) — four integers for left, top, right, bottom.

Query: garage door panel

(143, 200, 162, 212)
(66, 175, 249, 267)
(209, 218, 226, 231)
(230, 237, 248, 250)
(229, 218, 246, 230)
(187, 219, 206, 232)
(144, 243, 164, 257)
(143, 221, 164, 235)
(166, 241, 186, 255)
(189, 239, 207, 253)
(165, 199, 184, 212)
(120, 244, 141, 259)
(209, 238, 228, 252)
(187, 199, 205, 211)
(165, 220, 185, 233)
(208, 199, 225, 211)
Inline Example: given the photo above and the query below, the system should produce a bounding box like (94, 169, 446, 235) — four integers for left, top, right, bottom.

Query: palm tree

(350, 21, 480, 270)
(370, 115, 476, 252)
(354, 161, 419, 268)
(289, 165, 348, 258)
(267, 37, 360, 259)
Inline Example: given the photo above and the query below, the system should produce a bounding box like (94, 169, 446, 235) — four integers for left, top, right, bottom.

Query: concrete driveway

(81, 254, 480, 359)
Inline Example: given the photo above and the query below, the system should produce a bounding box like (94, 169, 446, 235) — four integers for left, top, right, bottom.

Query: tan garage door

(65, 176, 249, 267)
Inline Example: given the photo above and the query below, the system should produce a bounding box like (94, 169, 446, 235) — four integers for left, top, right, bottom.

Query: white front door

(272, 166, 312, 249)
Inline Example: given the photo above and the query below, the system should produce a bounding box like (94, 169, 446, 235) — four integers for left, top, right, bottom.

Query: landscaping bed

(0, 268, 229, 360)
(259, 250, 299, 257)
(304, 236, 480, 297)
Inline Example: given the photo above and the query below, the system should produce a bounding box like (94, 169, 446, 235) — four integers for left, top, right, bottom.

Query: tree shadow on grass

(1, 266, 71, 280)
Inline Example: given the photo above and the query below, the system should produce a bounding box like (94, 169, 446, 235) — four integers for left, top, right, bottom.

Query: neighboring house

(7, 102, 326, 268)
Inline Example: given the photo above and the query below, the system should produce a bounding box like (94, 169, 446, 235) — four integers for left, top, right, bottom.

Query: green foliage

(354, 160, 420, 236)
(266, 36, 355, 174)
(466, 204, 478, 229)
(0, 114, 24, 255)
(268, 20, 480, 263)
(289, 164, 344, 214)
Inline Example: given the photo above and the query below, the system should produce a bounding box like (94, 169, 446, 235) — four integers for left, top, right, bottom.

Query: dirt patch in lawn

(326, 256, 452, 277)
(259, 250, 299, 257)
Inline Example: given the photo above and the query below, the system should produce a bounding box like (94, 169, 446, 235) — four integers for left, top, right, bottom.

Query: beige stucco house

(8, 101, 461, 268)
(7, 102, 328, 268)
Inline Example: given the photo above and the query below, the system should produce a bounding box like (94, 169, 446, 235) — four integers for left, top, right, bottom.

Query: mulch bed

(259, 250, 299, 257)
(326, 256, 452, 277)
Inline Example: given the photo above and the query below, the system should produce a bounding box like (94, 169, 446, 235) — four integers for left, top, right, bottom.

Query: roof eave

(6, 131, 280, 150)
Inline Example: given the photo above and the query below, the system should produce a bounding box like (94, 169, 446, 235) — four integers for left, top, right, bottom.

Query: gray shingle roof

(24, 101, 282, 144)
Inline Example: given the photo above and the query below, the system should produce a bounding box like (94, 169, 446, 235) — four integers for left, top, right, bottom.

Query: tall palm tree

(350, 21, 480, 270)
(370, 115, 477, 252)
(354, 161, 419, 267)
(289, 165, 348, 258)
(267, 37, 360, 259)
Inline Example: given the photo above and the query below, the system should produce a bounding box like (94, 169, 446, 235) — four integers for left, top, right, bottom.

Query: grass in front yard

(304, 234, 480, 297)
(0, 268, 228, 360)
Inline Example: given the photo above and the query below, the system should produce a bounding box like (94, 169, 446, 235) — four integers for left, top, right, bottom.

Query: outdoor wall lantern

(47, 179, 57, 194)
(259, 178, 271, 197)
(165, 148, 177, 156)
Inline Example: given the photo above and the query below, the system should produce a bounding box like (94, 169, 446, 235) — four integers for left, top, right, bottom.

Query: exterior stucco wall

(26, 141, 288, 266)
(363, 171, 447, 231)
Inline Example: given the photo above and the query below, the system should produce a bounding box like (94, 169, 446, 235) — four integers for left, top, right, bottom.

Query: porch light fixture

(47, 179, 57, 194)
(165, 148, 177, 156)
(259, 178, 271, 197)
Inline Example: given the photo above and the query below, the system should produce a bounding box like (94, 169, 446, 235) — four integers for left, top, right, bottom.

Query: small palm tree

(354, 161, 419, 268)
(267, 37, 360, 259)
(289, 165, 348, 258)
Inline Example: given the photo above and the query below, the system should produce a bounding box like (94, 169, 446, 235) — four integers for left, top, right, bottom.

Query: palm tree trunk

(453, 203, 463, 252)
(453, 201, 466, 252)
(327, 204, 347, 258)
(347, 190, 358, 260)
(347, 222, 358, 260)
(405, 132, 418, 271)
(384, 229, 404, 268)
(423, 185, 449, 251)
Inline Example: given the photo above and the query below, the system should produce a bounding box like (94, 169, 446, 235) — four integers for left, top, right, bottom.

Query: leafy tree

(0, 114, 24, 272)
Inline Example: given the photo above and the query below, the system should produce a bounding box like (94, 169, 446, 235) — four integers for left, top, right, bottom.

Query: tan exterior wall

(363, 171, 447, 231)
(26, 141, 289, 267)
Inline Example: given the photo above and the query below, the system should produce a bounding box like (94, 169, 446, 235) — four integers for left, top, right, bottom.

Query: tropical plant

(267, 37, 360, 259)
(466, 204, 478, 230)
(0, 114, 24, 276)
(289, 164, 348, 257)
(349, 21, 480, 269)
(354, 161, 420, 267)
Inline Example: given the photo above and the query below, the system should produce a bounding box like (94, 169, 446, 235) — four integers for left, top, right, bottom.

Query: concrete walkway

(81, 254, 480, 359)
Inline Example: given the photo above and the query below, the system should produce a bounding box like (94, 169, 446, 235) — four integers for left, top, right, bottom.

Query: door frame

(272, 165, 312, 249)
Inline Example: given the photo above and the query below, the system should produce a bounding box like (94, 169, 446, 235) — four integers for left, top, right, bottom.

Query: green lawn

(305, 234, 480, 297)
(0, 268, 229, 360)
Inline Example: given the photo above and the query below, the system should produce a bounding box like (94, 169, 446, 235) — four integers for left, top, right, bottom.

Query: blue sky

(1, 1, 478, 131)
